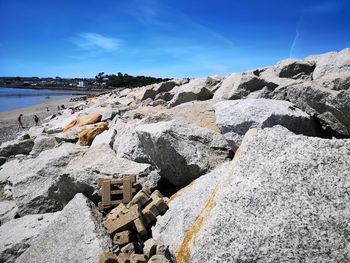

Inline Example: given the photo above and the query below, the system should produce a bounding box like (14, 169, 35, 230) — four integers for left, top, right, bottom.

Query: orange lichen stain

(176, 129, 257, 262)
(167, 181, 195, 205)
(176, 186, 219, 263)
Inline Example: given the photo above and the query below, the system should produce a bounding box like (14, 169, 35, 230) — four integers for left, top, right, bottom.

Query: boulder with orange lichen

(63, 113, 102, 132)
(77, 123, 108, 146)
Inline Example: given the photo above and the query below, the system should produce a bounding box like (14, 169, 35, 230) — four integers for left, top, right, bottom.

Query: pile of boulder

(0, 48, 349, 263)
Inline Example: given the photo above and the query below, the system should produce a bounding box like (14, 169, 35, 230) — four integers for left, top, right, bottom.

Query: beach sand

(0, 97, 78, 144)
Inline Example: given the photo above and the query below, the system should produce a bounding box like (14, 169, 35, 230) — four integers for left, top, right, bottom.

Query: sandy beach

(0, 97, 78, 144)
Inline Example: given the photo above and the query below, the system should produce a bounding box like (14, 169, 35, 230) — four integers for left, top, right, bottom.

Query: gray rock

(30, 135, 59, 156)
(0, 143, 87, 216)
(169, 78, 213, 108)
(148, 255, 171, 263)
(142, 86, 157, 101)
(0, 139, 34, 157)
(306, 47, 350, 79)
(278, 60, 316, 79)
(214, 99, 317, 150)
(155, 81, 177, 94)
(65, 144, 152, 190)
(155, 92, 174, 102)
(16, 133, 30, 141)
(176, 126, 350, 262)
(101, 105, 119, 121)
(0, 157, 6, 166)
(213, 72, 278, 100)
(272, 80, 350, 135)
(16, 194, 112, 263)
(0, 212, 58, 263)
(0, 201, 18, 225)
(114, 120, 230, 186)
(152, 163, 230, 255)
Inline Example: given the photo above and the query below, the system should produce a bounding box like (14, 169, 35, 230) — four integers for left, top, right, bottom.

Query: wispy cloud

(71, 32, 121, 52)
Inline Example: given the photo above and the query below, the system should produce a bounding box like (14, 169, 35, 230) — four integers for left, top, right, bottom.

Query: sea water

(0, 87, 83, 112)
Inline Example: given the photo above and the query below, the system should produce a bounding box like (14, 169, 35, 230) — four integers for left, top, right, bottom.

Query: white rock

(0, 212, 58, 263)
(214, 99, 317, 150)
(176, 126, 350, 262)
(15, 194, 112, 263)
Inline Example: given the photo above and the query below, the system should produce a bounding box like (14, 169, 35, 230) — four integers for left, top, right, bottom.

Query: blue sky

(0, 0, 349, 78)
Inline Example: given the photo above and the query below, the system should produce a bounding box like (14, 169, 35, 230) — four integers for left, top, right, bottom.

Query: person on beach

(46, 107, 50, 112)
(57, 105, 60, 111)
(34, 115, 39, 126)
(18, 114, 24, 128)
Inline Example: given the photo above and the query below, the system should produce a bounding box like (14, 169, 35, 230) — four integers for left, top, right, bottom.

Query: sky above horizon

(0, 0, 350, 78)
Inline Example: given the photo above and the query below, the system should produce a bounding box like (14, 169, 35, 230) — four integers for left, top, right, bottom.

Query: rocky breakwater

(0, 48, 349, 262)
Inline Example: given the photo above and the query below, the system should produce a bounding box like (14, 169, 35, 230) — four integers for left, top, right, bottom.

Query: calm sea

(0, 87, 84, 112)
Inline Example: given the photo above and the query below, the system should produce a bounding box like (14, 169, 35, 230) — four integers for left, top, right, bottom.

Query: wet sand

(0, 97, 78, 144)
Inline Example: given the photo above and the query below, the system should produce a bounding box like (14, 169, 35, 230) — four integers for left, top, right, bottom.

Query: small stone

(148, 255, 171, 263)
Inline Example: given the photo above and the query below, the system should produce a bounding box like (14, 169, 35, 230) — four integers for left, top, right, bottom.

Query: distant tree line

(95, 72, 171, 88)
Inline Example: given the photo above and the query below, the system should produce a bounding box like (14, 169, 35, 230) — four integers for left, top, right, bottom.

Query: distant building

(77, 81, 85, 87)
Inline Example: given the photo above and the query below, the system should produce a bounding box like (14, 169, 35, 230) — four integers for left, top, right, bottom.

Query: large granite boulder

(174, 126, 350, 262)
(0, 139, 34, 157)
(0, 201, 18, 225)
(0, 212, 58, 263)
(30, 135, 59, 156)
(169, 78, 213, 108)
(213, 72, 278, 100)
(114, 120, 231, 186)
(0, 143, 87, 216)
(65, 144, 154, 190)
(16, 194, 112, 263)
(271, 79, 350, 135)
(306, 48, 350, 79)
(214, 99, 318, 150)
(152, 162, 230, 255)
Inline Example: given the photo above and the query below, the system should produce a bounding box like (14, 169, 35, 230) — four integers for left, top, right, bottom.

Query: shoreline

(0, 97, 79, 144)
(0, 85, 112, 93)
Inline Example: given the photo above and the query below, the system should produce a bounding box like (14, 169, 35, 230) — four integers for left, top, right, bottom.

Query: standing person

(57, 105, 60, 111)
(34, 115, 39, 126)
(46, 107, 50, 112)
(18, 114, 24, 128)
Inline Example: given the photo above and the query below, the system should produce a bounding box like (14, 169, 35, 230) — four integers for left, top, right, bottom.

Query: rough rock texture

(30, 135, 59, 156)
(278, 60, 316, 79)
(77, 123, 108, 146)
(0, 201, 18, 225)
(152, 162, 230, 254)
(0, 143, 87, 216)
(65, 144, 153, 190)
(271, 80, 350, 135)
(306, 48, 350, 79)
(0, 212, 58, 263)
(63, 113, 102, 131)
(176, 126, 350, 263)
(214, 99, 317, 149)
(169, 78, 213, 108)
(0, 139, 34, 157)
(213, 72, 278, 100)
(114, 120, 230, 186)
(91, 128, 117, 148)
(16, 194, 112, 263)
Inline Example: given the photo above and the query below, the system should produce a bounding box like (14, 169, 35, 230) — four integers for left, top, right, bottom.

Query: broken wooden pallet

(97, 175, 137, 211)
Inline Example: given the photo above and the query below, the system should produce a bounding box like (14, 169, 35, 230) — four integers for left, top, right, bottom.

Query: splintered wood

(98, 175, 137, 211)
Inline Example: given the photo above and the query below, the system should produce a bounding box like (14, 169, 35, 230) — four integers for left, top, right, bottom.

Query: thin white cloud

(71, 32, 121, 52)
(304, 2, 343, 13)
(289, 26, 300, 58)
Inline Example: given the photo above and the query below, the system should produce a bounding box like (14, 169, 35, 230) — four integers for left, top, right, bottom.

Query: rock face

(214, 99, 318, 149)
(0, 139, 34, 157)
(0, 143, 87, 216)
(63, 113, 102, 131)
(114, 120, 231, 186)
(16, 194, 112, 263)
(30, 135, 59, 156)
(176, 126, 350, 263)
(0, 212, 58, 263)
(152, 162, 230, 254)
(65, 144, 153, 189)
(0, 201, 18, 225)
(169, 78, 213, 108)
(306, 48, 350, 79)
(77, 123, 108, 146)
(278, 60, 316, 79)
